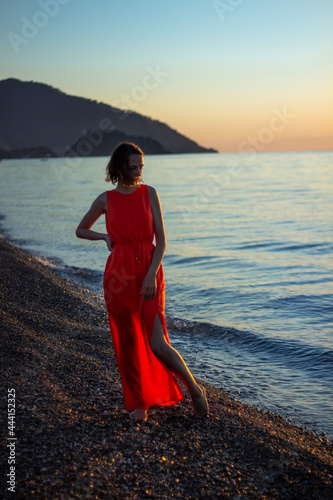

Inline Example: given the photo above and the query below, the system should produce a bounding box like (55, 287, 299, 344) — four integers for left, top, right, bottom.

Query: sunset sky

(1, 0, 332, 152)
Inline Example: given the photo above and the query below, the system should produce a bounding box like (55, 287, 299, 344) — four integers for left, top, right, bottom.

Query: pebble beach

(1, 237, 332, 499)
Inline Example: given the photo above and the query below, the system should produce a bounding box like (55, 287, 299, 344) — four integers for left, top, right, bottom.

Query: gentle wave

(36, 256, 333, 385)
(165, 315, 333, 382)
(236, 241, 332, 253)
(169, 255, 220, 266)
(5, 228, 333, 389)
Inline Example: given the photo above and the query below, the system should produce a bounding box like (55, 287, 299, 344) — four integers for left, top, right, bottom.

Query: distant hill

(0, 78, 217, 158)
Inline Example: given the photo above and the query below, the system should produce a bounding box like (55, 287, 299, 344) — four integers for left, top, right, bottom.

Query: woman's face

(125, 154, 144, 185)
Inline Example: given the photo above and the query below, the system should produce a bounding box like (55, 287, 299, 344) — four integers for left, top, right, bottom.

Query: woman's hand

(104, 234, 113, 252)
(141, 271, 157, 301)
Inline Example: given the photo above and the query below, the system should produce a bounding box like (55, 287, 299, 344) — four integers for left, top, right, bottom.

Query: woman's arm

(141, 186, 167, 300)
(76, 192, 113, 251)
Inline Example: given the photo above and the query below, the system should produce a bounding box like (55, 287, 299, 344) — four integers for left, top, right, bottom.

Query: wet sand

(1, 237, 332, 499)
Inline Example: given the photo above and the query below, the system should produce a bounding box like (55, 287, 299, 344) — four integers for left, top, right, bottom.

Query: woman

(76, 142, 208, 422)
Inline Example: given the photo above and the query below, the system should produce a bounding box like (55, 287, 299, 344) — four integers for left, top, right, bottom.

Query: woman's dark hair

(105, 142, 144, 184)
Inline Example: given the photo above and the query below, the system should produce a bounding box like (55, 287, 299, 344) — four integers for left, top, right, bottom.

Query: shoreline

(1, 237, 332, 498)
(2, 230, 331, 441)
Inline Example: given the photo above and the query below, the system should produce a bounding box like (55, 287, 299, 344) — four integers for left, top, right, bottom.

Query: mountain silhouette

(0, 78, 217, 157)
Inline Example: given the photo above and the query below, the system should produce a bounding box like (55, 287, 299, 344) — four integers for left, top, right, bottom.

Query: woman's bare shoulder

(147, 185, 158, 199)
(98, 191, 108, 200)
(92, 191, 108, 213)
(147, 185, 163, 215)
(94, 191, 108, 203)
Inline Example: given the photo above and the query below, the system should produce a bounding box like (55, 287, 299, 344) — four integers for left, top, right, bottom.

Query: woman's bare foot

(130, 409, 148, 422)
(191, 385, 209, 417)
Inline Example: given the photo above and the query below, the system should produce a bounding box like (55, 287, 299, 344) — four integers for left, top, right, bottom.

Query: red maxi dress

(103, 183, 184, 410)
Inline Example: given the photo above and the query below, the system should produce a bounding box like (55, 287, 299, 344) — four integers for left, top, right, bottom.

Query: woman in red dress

(76, 142, 208, 422)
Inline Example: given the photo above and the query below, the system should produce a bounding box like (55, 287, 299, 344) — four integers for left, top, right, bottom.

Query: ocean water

(1, 152, 332, 439)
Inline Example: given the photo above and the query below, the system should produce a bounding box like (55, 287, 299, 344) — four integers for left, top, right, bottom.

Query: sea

(0, 151, 332, 440)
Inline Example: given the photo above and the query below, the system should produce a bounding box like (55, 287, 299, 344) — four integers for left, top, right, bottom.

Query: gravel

(1, 237, 332, 499)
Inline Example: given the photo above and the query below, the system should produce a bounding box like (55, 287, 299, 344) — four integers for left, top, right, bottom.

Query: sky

(1, 0, 332, 153)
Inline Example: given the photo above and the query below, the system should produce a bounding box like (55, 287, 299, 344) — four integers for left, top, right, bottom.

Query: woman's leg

(150, 315, 208, 416)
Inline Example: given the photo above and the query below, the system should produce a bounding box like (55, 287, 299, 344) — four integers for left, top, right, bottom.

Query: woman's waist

(106, 239, 156, 270)
(112, 239, 154, 248)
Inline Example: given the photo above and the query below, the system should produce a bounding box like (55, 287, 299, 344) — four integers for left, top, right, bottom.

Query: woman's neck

(115, 181, 139, 194)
